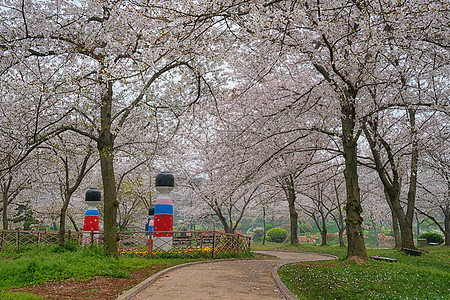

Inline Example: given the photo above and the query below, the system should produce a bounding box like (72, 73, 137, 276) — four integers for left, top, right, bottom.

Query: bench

(369, 256, 397, 262)
(401, 247, 422, 256)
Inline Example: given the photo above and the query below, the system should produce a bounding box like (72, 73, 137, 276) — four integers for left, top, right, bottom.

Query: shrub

(267, 227, 288, 243)
(252, 229, 264, 242)
(418, 233, 444, 245)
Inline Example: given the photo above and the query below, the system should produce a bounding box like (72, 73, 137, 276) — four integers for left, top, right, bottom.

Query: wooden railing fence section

(0, 230, 251, 259)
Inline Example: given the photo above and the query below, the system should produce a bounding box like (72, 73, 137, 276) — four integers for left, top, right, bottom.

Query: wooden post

(37, 231, 41, 246)
(148, 237, 153, 258)
(90, 230, 94, 246)
(237, 235, 241, 253)
(212, 231, 216, 259)
(16, 231, 20, 251)
(68, 230, 71, 242)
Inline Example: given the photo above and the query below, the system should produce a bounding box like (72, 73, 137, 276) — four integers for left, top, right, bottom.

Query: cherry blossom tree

(1, 0, 224, 255)
(329, 177, 346, 247)
(38, 133, 98, 246)
(416, 116, 450, 245)
(215, 0, 448, 261)
(0, 158, 35, 230)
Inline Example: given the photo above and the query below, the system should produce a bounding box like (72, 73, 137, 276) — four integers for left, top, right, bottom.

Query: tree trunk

(2, 191, 8, 230)
(333, 181, 346, 247)
(391, 210, 401, 249)
(98, 80, 118, 256)
(446, 182, 450, 246)
(262, 206, 266, 245)
(283, 176, 298, 245)
(403, 108, 418, 249)
(58, 152, 92, 247)
(388, 191, 415, 249)
(445, 210, 449, 246)
(289, 206, 299, 245)
(372, 222, 379, 247)
(58, 190, 77, 247)
(68, 215, 79, 232)
(58, 193, 72, 247)
(363, 116, 416, 250)
(384, 192, 401, 249)
(341, 99, 368, 261)
(320, 215, 327, 246)
(216, 209, 232, 233)
(338, 230, 345, 247)
(1, 176, 13, 230)
(397, 215, 415, 249)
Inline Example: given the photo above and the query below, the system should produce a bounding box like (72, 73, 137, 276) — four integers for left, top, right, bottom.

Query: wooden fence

(0, 230, 251, 259)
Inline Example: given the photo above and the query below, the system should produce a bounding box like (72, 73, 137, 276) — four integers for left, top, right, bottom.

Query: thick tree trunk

(341, 100, 368, 261)
(99, 144, 118, 255)
(397, 216, 415, 248)
(98, 80, 118, 256)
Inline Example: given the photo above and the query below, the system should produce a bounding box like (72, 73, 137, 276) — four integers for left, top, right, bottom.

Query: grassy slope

(0, 245, 200, 299)
(253, 242, 450, 299)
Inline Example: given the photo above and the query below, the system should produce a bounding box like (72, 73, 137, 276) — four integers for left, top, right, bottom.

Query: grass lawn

(253, 242, 450, 299)
(0, 244, 203, 299)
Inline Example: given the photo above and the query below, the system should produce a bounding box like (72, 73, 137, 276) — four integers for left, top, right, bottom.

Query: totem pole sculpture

(83, 188, 101, 244)
(153, 172, 174, 251)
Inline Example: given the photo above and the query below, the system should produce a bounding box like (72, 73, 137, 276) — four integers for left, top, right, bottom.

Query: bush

(252, 229, 264, 242)
(267, 227, 288, 243)
(418, 233, 444, 245)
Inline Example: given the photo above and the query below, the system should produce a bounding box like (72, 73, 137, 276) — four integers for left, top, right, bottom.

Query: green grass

(0, 244, 201, 293)
(259, 243, 450, 300)
(0, 292, 42, 300)
(0, 242, 252, 299)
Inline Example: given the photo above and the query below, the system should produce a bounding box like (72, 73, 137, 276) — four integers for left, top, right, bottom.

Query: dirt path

(118, 251, 336, 300)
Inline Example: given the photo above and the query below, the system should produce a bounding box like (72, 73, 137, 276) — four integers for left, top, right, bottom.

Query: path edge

(116, 258, 249, 300)
(117, 251, 338, 300)
(270, 253, 338, 300)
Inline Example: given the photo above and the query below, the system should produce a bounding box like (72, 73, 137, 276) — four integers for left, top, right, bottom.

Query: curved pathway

(117, 251, 336, 300)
